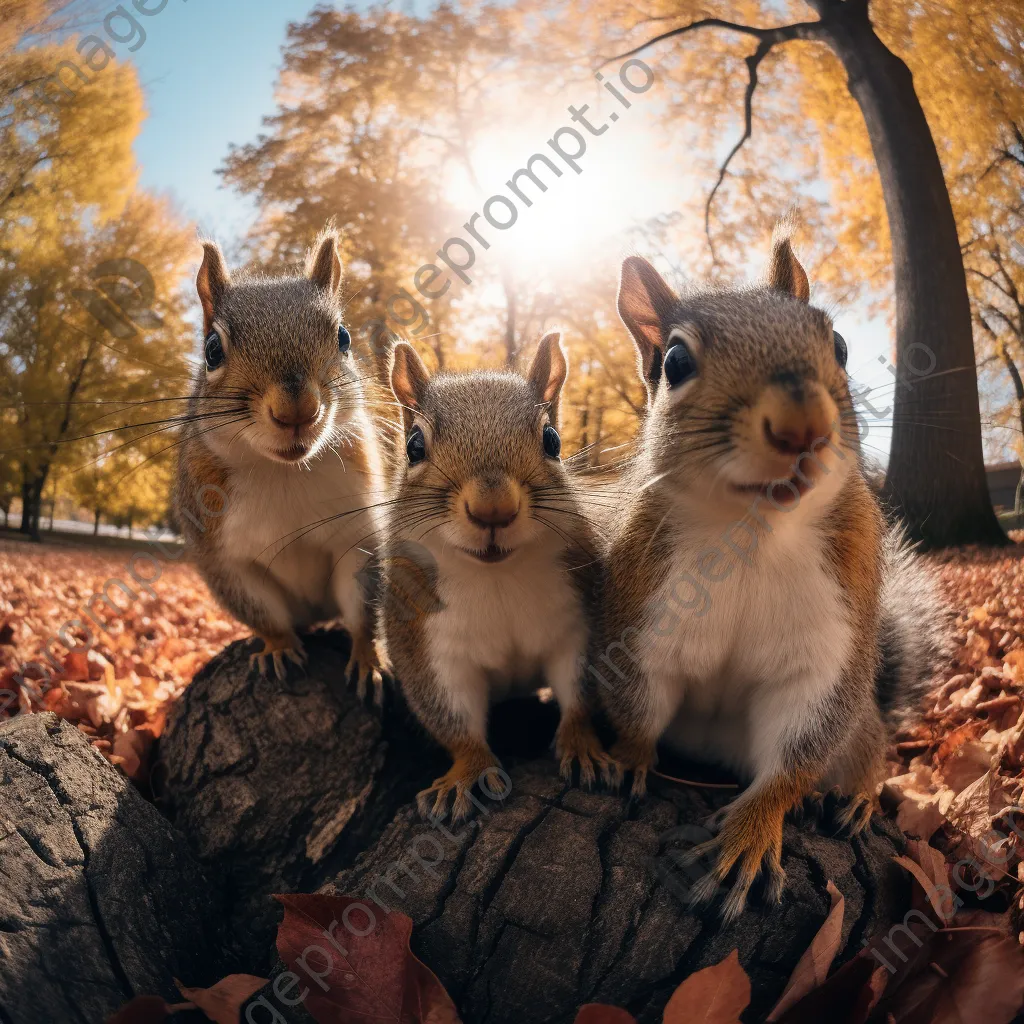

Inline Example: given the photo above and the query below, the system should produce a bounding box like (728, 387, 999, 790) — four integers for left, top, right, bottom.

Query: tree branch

(703, 39, 773, 264)
(602, 16, 821, 65)
(601, 15, 823, 262)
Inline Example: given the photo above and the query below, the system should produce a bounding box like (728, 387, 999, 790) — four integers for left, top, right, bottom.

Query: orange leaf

(104, 995, 175, 1023)
(62, 649, 90, 681)
(662, 949, 750, 1024)
(895, 842, 956, 924)
(273, 892, 462, 1024)
(176, 974, 268, 1024)
(767, 880, 845, 1020)
(574, 1006, 637, 1023)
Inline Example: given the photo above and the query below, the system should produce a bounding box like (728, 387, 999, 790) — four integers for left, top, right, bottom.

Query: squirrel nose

(267, 386, 321, 428)
(464, 479, 520, 529)
(761, 385, 835, 457)
(764, 418, 817, 455)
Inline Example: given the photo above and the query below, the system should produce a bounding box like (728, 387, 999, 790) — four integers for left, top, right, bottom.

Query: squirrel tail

(874, 527, 948, 728)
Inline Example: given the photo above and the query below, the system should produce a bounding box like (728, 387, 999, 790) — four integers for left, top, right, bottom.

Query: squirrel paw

(680, 799, 787, 923)
(345, 633, 386, 707)
(835, 791, 876, 835)
(606, 738, 656, 798)
(416, 748, 502, 823)
(249, 633, 307, 681)
(555, 713, 612, 790)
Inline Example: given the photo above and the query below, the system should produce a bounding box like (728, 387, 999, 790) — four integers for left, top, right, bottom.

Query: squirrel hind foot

(249, 632, 307, 681)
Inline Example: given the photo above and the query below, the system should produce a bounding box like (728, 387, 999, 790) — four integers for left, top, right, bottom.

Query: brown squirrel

(379, 334, 611, 820)
(175, 228, 387, 694)
(598, 230, 943, 920)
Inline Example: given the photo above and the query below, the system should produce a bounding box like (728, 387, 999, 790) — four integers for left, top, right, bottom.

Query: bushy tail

(875, 527, 948, 728)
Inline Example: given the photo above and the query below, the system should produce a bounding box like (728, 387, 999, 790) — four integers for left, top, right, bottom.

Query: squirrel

(175, 227, 388, 695)
(598, 229, 944, 921)
(379, 333, 611, 820)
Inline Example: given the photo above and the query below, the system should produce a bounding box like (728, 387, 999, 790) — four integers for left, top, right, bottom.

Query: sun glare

(442, 103, 684, 279)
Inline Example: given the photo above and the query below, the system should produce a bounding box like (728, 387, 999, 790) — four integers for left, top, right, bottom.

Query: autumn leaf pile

(885, 546, 1024, 902)
(0, 539, 246, 783)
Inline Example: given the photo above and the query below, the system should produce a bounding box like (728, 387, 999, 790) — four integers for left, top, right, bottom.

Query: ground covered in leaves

(6, 536, 1024, 1021)
(0, 537, 245, 785)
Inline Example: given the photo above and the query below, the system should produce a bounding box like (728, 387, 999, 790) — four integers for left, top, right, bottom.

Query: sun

(441, 104, 684, 279)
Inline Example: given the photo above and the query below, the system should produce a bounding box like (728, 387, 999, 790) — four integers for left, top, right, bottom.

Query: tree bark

(0, 713, 231, 1024)
(819, 1, 1005, 547)
(159, 631, 911, 1022)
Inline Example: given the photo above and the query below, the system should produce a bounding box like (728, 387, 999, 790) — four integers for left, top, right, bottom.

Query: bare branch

(703, 39, 773, 264)
(601, 16, 820, 66)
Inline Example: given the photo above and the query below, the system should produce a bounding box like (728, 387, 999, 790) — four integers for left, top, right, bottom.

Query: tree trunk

(159, 631, 910, 1021)
(820, 2, 1005, 547)
(0, 714, 231, 1024)
(18, 473, 45, 541)
(94, 508, 101, 535)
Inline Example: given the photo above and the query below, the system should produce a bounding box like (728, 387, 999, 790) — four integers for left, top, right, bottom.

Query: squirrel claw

(835, 791, 876, 835)
(607, 738, 655, 799)
(249, 634, 306, 680)
(555, 713, 612, 791)
(417, 749, 501, 823)
(345, 633, 386, 706)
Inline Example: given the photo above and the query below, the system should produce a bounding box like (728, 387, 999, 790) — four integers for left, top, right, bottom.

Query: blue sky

(111, 0, 900, 455)
(127, 0, 334, 243)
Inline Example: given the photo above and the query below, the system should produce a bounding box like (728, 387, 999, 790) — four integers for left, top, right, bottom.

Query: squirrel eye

(204, 331, 224, 371)
(833, 330, 848, 369)
(664, 343, 697, 388)
(407, 425, 426, 465)
(338, 324, 351, 353)
(542, 424, 561, 459)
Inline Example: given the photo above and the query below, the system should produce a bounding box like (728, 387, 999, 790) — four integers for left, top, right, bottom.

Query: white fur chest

(220, 447, 377, 614)
(425, 542, 587, 698)
(640, 514, 853, 772)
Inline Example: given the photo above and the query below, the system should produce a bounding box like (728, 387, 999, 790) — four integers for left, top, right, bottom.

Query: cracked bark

(159, 632, 911, 1023)
(0, 713, 229, 1024)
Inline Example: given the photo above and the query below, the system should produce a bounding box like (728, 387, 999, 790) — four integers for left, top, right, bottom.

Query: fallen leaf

(104, 995, 193, 1023)
(274, 893, 461, 1024)
(767, 881, 845, 1020)
(774, 953, 887, 1024)
(62, 648, 90, 681)
(662, 949, 749, 1024)
(0, 622, 13, 645)
(573, 1007, 637, 1023)
(894, 849, 955, 924)
(177, 974, 268, 1024)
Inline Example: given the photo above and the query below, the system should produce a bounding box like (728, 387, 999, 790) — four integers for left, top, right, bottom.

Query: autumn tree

(535, 0, 1020, 546)
(2, 185, 196, 539)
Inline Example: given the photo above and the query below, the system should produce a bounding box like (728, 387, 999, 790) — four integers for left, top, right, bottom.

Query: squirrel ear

(765, 231, 810, 303)
(527, 332, 568, 423)
(617, 256, 676, 396)
(390, 342, 430, 429)
(307, 229, 343, 298)
(196, 242, 231, 335)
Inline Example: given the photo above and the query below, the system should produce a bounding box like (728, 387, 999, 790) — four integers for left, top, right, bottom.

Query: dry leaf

(773, 953, 887, 1024)
(176, 974, 268, 1024)
(274, 893, 461, 1024)
(662, 949, 749, 1024)
(573, 1007, 638, 1023)
(104, 995, 193, 1023)
(894, 848, 955, 924)
(766, 881, 845, 1020)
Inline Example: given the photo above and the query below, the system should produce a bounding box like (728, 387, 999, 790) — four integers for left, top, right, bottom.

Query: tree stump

(0, 713, 228, 1024)
(160, 631, 911, 1022)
